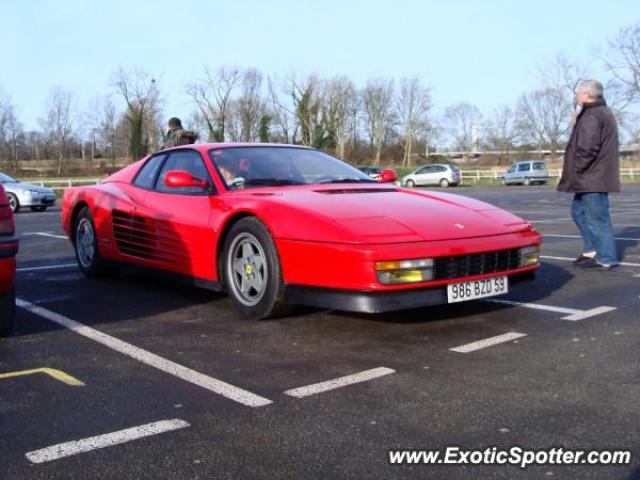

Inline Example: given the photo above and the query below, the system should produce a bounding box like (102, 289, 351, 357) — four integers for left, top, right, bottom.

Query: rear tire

(73, 207, 119, 278)
(501, 178, 507, 186)
(222, 217, 290, 320)
(30, 206, 47, 212)
(523, 178, 531, 186)
(439, 178, 449, 188)
(0, 288, 15, 337)
(7, 193, 19, 214)
(405, 179, 415, 188)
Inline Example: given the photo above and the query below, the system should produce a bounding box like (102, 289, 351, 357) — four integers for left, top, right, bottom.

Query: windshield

(208, 146, 375, 190)
(0, 173, 17, 183)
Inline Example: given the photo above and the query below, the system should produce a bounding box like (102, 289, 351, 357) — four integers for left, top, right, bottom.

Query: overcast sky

(2, 0, 639, 130)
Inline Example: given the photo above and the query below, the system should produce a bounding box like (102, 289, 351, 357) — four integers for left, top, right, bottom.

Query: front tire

(222, 217, 290, 320)
(7, 193, 19, 214)
(523, 178, 531, 186)
(440, 178, 449, 188)
(0, 288, 15, 337)
(405, 179, 415, 188)
(74, 207, 118, 278)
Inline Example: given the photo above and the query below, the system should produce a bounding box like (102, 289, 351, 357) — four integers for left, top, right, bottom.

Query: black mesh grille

(433, 248, 520, 280)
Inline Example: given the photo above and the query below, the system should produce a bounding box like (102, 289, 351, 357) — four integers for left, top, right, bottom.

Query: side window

(416, 167, 428, 174)
(155, 150, 212, 194)
(438, 166, 447, 172)
(533, 162, 546, 170)
(133, 154, 166, 189)
(518, 163, 531, 172)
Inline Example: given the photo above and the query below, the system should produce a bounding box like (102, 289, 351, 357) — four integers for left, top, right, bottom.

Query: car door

(518, 162, 531, 182)
(412, 166, 428, 186)
(424, 166, 439, 185)
(140, 149, 220, 280)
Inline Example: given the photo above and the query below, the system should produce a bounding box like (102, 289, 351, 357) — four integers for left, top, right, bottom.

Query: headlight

(518, 245, 540, 267)
(23, 190, 41, 195)
(375, 258, 434, 285)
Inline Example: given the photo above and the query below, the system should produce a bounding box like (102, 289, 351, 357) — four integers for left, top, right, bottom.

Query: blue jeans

(571, 193, 618, 266)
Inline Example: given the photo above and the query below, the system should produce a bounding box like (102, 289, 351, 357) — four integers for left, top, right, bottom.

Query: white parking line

(449, 332, 526, 353)
(22, 232, 67, 240)
(16, 299, 273, 408)
(25, 419, 190, 464)
(284, 367, 395, 399)
(541, 255, 640, 268)
(533, 210, 640, 224)
(17, 263, 77, 272)
(485, 299, 617, 321)
(544, 234, 640, 242)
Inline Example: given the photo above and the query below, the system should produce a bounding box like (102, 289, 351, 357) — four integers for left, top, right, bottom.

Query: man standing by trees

(557, 79, 620, 270)
(162, 117, 185, 149)
(161, 117, 197, 149)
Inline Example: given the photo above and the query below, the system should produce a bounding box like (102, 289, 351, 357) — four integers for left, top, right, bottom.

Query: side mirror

(164, 170, 207, 189)
(379, 168, 397, 183)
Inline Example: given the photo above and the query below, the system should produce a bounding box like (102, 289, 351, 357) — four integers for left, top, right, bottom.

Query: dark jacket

(162, 128, 198, 150)
(557, 100, 620, 193)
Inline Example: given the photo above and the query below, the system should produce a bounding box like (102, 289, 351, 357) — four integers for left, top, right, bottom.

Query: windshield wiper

(317, 178, 376, 184)
(243, 178, 305, 186)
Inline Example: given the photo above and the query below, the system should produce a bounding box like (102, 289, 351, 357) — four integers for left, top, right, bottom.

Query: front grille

(433, 248, 520, 280)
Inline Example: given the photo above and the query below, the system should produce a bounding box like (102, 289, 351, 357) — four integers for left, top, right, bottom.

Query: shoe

(573, 254, 596, 266)
(583, 261, 618, 271)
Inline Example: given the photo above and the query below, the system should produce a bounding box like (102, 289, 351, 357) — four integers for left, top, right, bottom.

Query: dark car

(0, 183, 18, 335)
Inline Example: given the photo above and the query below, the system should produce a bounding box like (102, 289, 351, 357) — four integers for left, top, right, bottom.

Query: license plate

(447, 276, 508, 303)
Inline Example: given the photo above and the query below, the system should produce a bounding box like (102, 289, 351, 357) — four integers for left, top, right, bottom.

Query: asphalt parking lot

(2, 185, 640, 480)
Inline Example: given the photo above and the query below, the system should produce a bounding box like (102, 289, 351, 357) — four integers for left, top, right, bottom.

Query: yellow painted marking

(0, 368, 85, 386)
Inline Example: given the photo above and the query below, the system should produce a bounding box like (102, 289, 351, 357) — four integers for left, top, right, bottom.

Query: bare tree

(397, 77, 431, 166)
(482, 105, 521, 161)
(517, 88, 571, 151)
(362, 78, 395, 165)
(267, 76, 296, 143)
(442, 102, 481, 153)
(237, 68, 265, 142)
(321, 76, 356, 157)
(289, 74, 323, 147)
(40, 87, 74, 175)
(0, 89, 22, 169)
(603, 22, 640, 106)
(186, 66, 240, 142)
(111, 68, 160, 161)
(87, 95, 120, 167)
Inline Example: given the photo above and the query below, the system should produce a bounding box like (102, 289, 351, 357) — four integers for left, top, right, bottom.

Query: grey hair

(576, 79, 604, 100)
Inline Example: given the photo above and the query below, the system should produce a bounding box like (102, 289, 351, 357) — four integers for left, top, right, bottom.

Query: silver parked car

(402, 164, 461, 188)
(501, 160, 548, 186)
(0, 172, 57, 213)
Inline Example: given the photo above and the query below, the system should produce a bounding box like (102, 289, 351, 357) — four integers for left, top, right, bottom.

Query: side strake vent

(315, 188, 397, 195)
(111, 210, 189, 263)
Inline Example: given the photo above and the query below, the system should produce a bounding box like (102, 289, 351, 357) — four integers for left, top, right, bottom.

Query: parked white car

(0, 172, 57, 213)
(501, 160, 548, 186)
(402, 164, 461, 188)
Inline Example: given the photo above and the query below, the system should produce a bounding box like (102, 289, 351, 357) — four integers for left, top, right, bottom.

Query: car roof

(162, 142, 315, 154)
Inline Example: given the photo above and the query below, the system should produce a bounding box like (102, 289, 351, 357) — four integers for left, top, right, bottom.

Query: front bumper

(286, 270, 535, 313)
(17, 193, 57, 207)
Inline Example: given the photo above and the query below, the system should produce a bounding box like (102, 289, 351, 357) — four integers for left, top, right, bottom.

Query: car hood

(6, 182, 55, 195)
(229, 186, 531, 244)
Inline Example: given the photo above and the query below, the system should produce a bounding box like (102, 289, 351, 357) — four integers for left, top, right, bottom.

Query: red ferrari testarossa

(62, 144, 541, 319)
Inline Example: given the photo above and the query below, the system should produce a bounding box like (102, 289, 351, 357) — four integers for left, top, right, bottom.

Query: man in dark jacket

(162, 117, 184, 149)
(557, 79, 620, 269)
(161, 117, 198, 150)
